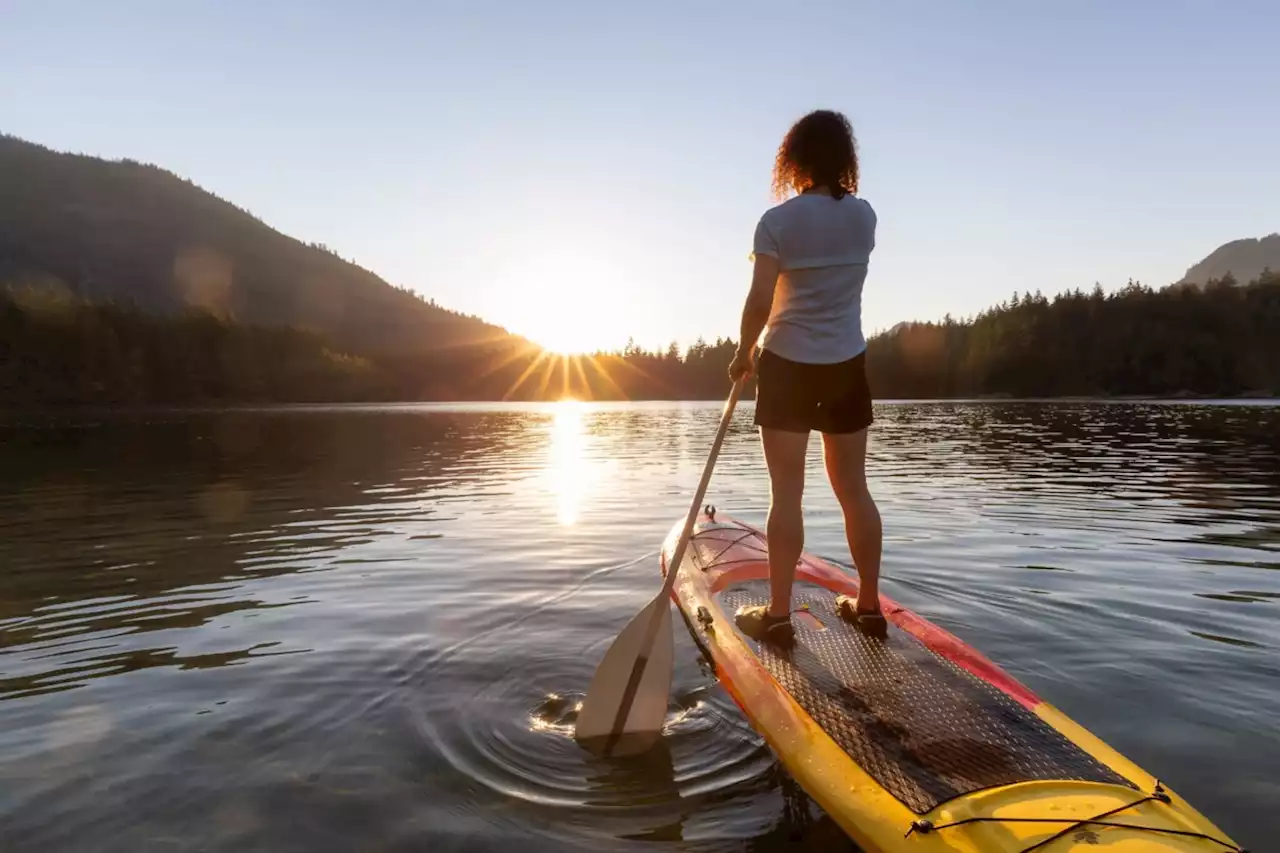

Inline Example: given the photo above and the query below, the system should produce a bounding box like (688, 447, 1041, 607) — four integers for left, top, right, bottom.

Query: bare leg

(822, 428, 882, 613)
(761, 427, 809, 618)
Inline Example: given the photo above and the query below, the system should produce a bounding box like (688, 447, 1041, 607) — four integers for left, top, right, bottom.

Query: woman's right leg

(761, 427, 809, 618)
(821, 428, 882, 614)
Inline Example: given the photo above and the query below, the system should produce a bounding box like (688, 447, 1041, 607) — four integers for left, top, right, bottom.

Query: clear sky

(3, 1, 1277, 353)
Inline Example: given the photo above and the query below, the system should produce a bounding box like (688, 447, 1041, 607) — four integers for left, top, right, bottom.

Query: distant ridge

(1179, 233, 1280, 287)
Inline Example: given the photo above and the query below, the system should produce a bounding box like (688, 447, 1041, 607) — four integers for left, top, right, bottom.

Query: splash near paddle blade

(574, 595, 674, 757)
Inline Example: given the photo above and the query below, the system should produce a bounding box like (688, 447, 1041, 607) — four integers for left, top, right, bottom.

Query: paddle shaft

(603, 380, 743, 752)
(659, 381, 743, 601)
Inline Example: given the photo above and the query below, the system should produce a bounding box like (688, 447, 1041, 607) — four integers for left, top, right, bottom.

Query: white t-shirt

(751, 191, 876, 364)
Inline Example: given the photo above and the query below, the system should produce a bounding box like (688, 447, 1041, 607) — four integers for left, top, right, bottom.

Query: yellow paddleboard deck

(663, 513, 1242, 853)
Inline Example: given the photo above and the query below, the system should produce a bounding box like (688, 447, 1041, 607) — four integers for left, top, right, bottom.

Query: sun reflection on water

(547, 400, 593, 525)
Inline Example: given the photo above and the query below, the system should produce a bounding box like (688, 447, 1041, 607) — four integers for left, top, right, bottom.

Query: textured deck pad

(718, 581, 1134, 814)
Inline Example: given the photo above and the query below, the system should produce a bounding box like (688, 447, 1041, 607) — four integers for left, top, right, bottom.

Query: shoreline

(2, 394, 1277, 417)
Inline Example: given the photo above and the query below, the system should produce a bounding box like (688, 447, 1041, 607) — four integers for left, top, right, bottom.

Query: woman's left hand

(728, 347, 755, 382)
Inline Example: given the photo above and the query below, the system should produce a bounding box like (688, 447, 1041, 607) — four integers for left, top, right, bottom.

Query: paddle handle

(659, 379, 743, 599)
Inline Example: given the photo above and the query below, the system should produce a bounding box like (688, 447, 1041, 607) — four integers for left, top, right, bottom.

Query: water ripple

(0, 402, 1276, 851)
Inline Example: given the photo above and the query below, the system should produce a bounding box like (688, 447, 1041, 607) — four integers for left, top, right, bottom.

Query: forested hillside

(0, 135, 517, 362)
(866, 273, 1280, 398)
(0, 288, 383, 404)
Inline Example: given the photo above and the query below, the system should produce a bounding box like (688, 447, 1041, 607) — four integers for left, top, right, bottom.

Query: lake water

(1, 401, 1277, 852)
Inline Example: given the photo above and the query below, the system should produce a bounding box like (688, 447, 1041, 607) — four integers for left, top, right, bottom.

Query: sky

(2, 1, 1277, 353)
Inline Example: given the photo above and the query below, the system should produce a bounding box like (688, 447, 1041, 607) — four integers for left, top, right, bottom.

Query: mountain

(0, 134, 520, 361)
(1179, 233, 1280, 287)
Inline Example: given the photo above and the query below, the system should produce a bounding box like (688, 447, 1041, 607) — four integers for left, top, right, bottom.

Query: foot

(835, 595, 887, 639)
(734, 604, 795, 647)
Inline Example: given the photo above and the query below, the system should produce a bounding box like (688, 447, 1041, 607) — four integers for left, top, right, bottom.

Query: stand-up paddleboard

(663, 509, 1243, 853)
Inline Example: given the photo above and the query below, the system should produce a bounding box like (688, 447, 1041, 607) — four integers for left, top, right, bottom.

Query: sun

(491, 242, 638, 355)
(517, 297, 616, 355)
(529, 324, 599, 356)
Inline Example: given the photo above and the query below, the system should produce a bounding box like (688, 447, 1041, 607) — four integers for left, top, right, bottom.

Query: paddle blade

(574, 595, 675, 757)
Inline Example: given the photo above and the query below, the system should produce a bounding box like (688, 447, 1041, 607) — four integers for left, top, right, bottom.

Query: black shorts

(752, 348, 874, 435)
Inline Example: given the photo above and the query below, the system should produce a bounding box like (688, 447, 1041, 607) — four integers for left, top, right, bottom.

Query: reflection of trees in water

(876, 402, 1280, 491)
(0, 410, 542, 696)
(873, 402, 1280, 559)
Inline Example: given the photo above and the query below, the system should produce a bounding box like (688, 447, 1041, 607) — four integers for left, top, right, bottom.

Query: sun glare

(475, 243, 671, 400)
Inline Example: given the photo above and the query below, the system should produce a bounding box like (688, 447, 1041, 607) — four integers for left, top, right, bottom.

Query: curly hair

(771, 109, 860, 200)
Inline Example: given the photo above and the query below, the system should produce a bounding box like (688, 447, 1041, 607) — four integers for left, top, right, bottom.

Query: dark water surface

(1, 401, 1277, 852)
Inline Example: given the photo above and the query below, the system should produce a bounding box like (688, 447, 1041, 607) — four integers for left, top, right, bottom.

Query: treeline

(500, 271, 1280, 401)
(0, 286, 734, 405)
(500, 337, 745, 402)
(0, 289, 384, 405)
(868, 271, 1280, 398)
(362, 335, 746, 402)
(3, 273, 1278, 406)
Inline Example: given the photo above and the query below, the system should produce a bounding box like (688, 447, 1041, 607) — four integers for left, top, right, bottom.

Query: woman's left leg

(822, 427, 882, 615)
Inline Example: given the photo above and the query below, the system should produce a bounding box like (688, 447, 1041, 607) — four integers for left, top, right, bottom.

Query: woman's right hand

(728, 347, 755, 382)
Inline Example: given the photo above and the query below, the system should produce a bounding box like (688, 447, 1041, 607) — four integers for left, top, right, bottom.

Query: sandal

(734, 604, 795, 647)
(835, 595, 888, 639)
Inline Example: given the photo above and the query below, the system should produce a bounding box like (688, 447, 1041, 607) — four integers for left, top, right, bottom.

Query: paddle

(575, 379, 744, 757)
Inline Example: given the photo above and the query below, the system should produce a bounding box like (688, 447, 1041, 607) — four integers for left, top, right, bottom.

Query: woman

(727, 109, 884, 645)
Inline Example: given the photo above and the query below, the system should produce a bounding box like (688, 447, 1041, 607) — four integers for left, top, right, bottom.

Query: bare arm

(739, 253, 779, 352)
(729, 253, 780, 379)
